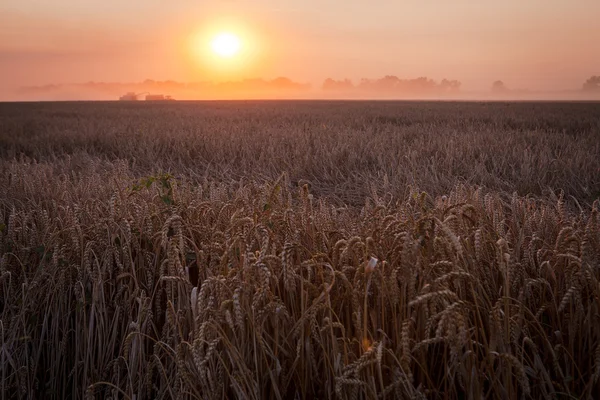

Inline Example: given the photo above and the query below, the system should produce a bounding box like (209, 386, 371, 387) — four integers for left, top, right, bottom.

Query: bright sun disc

(211, 33, 241, 57)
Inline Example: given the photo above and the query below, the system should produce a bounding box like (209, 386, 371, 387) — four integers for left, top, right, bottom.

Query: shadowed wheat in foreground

(1, 175, 599, 399)
(1, 101, 600, 399)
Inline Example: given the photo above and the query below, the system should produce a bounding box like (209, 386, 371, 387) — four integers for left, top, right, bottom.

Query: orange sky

(1, 0, 599, 96)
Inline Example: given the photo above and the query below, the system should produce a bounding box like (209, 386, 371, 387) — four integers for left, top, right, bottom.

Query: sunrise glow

(1, 1, 599, 100)
(210, 33, 241, 58)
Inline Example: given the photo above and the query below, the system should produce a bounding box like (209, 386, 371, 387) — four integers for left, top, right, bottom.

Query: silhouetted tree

(270, 77, 310, 90)
(582, 76, 600, 91)
(357, 78, 375, 91)
(380, 75, 401, 87)
(322, 78, 354, 90)
(492, 80, 507, 92)
(354, 76, 462, 94)
(441, 79, 461, 92)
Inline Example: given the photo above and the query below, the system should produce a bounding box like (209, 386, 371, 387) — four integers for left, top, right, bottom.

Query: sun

(210, 32, 241, 58)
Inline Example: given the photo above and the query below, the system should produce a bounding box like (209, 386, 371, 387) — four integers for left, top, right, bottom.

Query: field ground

(1, 101, 600, 399)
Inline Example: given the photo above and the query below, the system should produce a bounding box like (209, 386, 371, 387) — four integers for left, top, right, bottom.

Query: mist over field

(5, 76, 600, 101)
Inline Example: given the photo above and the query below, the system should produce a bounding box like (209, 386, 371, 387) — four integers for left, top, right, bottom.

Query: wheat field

(1, 101, 600, 399)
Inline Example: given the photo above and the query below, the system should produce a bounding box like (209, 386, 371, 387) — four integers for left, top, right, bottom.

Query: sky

(1, 0, 599, 98)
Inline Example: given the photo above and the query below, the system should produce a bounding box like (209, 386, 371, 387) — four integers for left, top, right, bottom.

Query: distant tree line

(322, 76, 461, 94)
(17, 74, 600, 101)
(490, 76, 600, 93)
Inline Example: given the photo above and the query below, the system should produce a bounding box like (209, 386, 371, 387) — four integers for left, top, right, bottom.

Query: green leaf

(263, 203, 271, 212)
(271, 184, 281, 197)
(0, 223, 5, 232)
(34, 245, 45, 254)
(143, 177, 154, 188)
(161, 195, 174, 205)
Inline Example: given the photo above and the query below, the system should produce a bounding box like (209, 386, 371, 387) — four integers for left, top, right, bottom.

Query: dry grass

(1, 101, 600, 399)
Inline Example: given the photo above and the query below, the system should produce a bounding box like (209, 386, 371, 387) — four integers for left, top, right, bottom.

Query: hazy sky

(1, 0, 599, 92)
